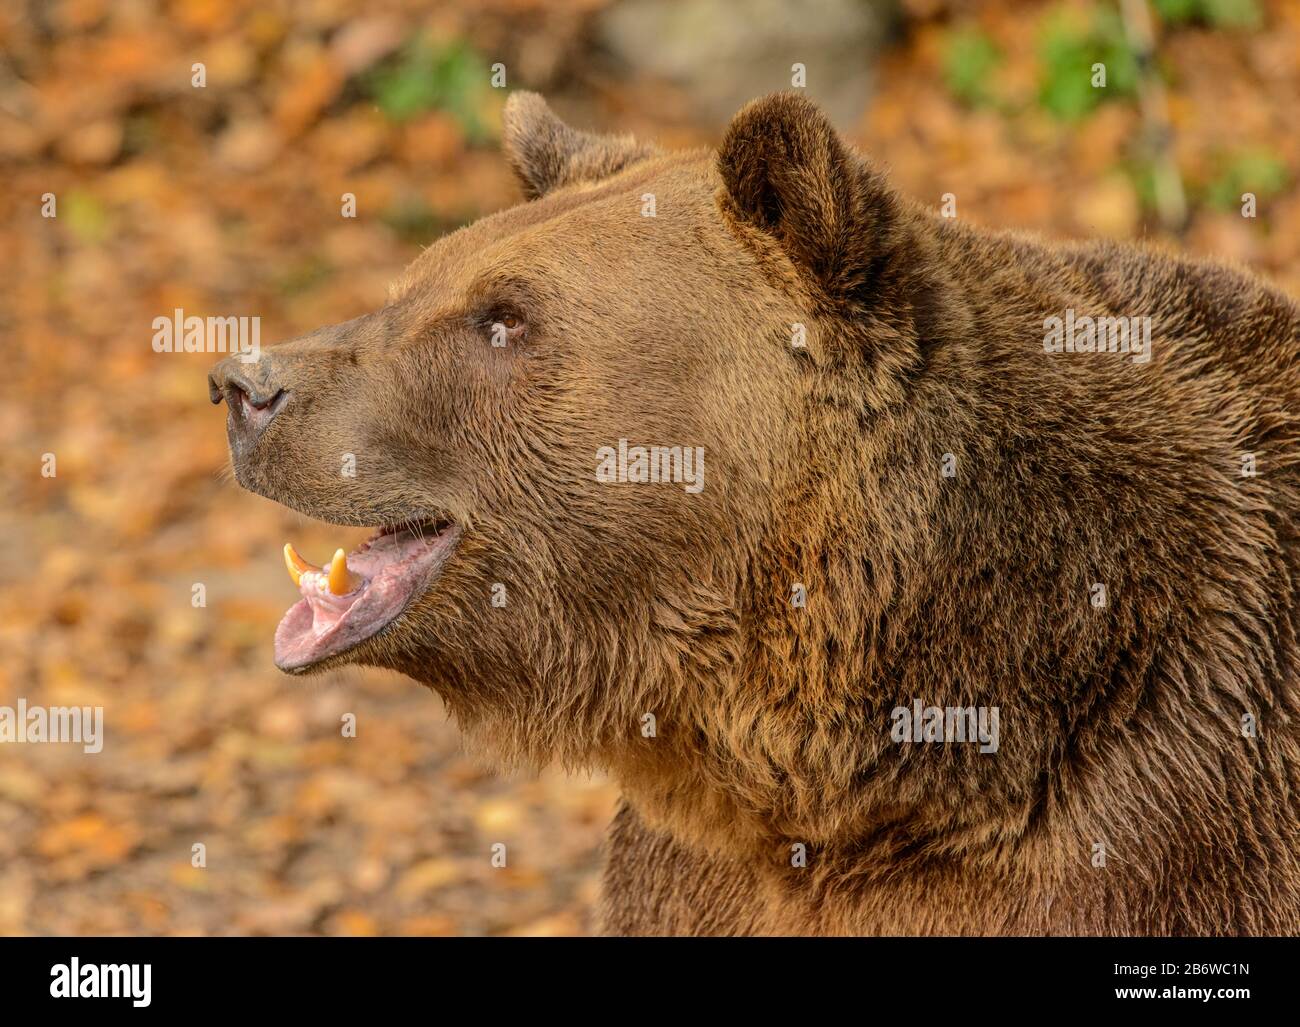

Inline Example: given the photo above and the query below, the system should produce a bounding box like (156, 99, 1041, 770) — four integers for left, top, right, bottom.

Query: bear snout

(209, 355, 291, 459)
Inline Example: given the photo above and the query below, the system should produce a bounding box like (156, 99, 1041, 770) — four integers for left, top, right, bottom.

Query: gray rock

(596, 0, 898, 127)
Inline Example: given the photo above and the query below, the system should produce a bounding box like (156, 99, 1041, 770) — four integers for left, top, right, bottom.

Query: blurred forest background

(1, 0, 1298, 935)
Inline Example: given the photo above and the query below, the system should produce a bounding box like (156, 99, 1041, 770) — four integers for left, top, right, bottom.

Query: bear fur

(213, 92, 1300, 936)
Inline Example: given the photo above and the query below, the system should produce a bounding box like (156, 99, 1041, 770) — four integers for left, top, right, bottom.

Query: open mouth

(273, 519, 461, 672)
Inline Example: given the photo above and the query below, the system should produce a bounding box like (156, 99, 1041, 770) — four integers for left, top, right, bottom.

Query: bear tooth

(283, 543, 313, 587)
(327, 548, 358, 595)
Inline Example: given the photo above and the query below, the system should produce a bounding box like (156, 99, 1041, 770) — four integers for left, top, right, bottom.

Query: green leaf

(64, 190, 109, 245)
(1036, 8, 1139, 121)
(943, 28, 1003, 108)
(363, 36, 492, 141)
(1205, 149, 1288, 211)
(1154, 0, 1261, 28)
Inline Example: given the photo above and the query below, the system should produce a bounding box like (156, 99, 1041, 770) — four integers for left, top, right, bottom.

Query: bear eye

(484, 311, 526, 347)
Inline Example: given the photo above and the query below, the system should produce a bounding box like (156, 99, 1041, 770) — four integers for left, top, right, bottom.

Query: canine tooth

(327, 548, 357, 595)
(284, 543, 312, 587)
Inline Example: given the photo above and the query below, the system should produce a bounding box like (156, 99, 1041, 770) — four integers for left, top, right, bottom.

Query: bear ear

(717, 93, 894, 302)
(502, 92, 659, 200)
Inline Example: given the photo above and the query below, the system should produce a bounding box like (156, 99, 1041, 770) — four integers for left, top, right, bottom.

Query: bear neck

(608, 210, 1298, 905)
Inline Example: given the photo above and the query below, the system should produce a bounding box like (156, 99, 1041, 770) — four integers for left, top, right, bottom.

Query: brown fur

(212, 92, 1300, 936)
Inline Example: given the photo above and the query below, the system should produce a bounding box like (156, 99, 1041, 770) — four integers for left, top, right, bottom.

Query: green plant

(275, 255, 333, 296)
(1037, 7, 1139, 121)
(64, 190, 109, 244)
(363, 36, 492, 141)
(1153, 0, 1261, 29)
(1124, 157, 1161, 215)
(943, 27, 1003, 108)
(379, 196, 466, 244)
(1204, 148, 1288, 211)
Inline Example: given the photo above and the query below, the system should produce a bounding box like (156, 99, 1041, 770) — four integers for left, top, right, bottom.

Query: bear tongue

(273, 528, 459, 672)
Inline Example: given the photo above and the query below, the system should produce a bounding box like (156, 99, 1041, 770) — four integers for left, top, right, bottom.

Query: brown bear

(210, 92, 1300, 936)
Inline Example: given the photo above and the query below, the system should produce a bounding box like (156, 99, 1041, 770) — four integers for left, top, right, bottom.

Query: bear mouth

(273, 519, 461, 672)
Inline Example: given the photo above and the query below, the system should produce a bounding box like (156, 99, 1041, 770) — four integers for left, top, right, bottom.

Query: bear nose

(208, 355, 289, 450)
